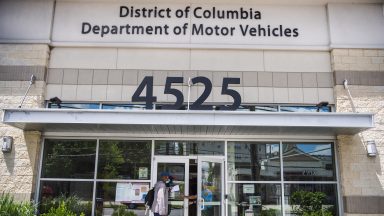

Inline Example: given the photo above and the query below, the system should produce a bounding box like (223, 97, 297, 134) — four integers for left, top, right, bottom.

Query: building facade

(0, 0, 383, 215)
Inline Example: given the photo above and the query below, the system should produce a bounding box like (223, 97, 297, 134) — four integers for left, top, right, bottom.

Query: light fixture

(1, 136, 13, 153)
(18, 74, 36, 108)
(366, 140, 378, 157)
(316, 101, 329, 112)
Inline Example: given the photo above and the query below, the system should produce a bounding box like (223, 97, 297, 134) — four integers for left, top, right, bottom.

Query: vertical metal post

(91, 139, 100, 216)
(280, 141, 286, 216)
(187, 77, 192, 110)
(34, 137, 46, 213)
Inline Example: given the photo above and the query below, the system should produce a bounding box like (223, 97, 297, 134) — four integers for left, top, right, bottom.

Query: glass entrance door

(153, 157, 189, 216)
(197, 157, 224, 216)
(153, 154, 225, 216)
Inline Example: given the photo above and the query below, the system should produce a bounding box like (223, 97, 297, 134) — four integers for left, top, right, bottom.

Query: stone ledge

(334, 71, 384, 86)
(344, 196, 384, 214)
(0, 65, 46, 81)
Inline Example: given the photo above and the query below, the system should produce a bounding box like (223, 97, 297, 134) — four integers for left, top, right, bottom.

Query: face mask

(166, 179, 170, 183)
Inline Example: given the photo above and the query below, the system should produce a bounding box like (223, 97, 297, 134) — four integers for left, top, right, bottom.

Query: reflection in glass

(95, 182, 149, 216)
(156, 104, 187, 110)
(42, 139, 96, 179)
(228, 184, 282, 216)
(157, 163, 186, 216)
(227, 142, 280, 181)
(39, 181, 93, 216)
(155, 141, 224, 156)
(280, 106, 331, 112)
(48, 103, 100, 109)
(98, 140, 151, 180)
(200, 161, 222, 216)
(255, 106, 279, 112)
(232, 105, 279, 112)
(284, 184, 338, 216)
(282, 143, 335, 181)
(102, 104, 146, 110)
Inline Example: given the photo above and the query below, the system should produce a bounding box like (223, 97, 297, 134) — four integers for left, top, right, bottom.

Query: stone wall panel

(0, 44, 47, 201)
(334, 48, 384, 214)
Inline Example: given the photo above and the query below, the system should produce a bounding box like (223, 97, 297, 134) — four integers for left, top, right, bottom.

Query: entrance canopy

(2, 108, 374, 136)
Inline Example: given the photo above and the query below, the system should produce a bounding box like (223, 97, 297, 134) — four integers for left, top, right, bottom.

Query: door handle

(200, 198, 205, 210)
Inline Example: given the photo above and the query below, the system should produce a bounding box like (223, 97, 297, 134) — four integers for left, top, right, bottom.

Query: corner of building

(332, 48, 384, 215)
(0, 43, 48, 201)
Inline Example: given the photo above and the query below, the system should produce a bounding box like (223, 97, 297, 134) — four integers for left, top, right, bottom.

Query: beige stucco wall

(0, 44, 48, 201)
(333, 48, 384, 214)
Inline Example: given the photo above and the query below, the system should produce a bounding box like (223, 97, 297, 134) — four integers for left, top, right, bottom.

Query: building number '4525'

(132, 76, 241, 110)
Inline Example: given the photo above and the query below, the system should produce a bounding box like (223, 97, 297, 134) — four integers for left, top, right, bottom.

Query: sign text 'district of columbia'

(53, 2, 329, 46)
(82, 6, 299, 38)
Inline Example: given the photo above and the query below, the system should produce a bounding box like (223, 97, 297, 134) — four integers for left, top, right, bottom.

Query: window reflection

(155, 141, 224, 156)
(228, 184, 282, 216)
(157, 163, 186, 216)
(102, 104, 146, 110)
(227, 142, 280, 181)
(284, 184, 338, 216)
(282, 143, 335, 181)
(98, 140, 151, 180)
(201, 161, 222, 216)
(95, 182, 149, 216)
(280, 106, 331, 112)
(42, 139, 96, 179)
(39, 181, 93, 216)
(48, 103, 100, 109)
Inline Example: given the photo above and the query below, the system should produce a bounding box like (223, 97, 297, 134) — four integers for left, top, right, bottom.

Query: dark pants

(154, 213, 165, 216)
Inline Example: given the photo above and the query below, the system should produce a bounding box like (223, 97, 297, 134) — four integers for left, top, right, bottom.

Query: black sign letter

(120, 6, 129, 17)
(81, 22, 92, 34)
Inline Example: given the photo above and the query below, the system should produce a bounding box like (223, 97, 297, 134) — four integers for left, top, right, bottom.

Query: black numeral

(219, 78, 241, 110)
(190, 76, 213, 110)
(133, 76, 242, 110)
(131, 76, 157, 109)
(163, 77, 184, 110)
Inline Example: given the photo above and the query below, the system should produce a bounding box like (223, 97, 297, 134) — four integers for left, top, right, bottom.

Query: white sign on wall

(52, 2, 329, 47)
(243, 184, 255, 194)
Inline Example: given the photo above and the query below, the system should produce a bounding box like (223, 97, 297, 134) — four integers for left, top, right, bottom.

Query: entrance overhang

(2, 108, 374, 136)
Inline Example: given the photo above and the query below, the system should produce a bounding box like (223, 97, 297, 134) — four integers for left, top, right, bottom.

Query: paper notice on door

(243, 184, 255, 194)
(115, 182, 150, 203)
(139, 167, 148, 179)
(171, 185, 180, 192)
(116, 183, 132, 202)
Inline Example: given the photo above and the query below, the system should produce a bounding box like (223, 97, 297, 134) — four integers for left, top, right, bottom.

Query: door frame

(197, 156, 225, 216)
(152, 156, 226, 216)
(152, 156, 190, 216)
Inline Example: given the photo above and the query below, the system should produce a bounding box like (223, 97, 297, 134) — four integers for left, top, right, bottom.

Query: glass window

(255, 106, 279, 112)
(233, 105, 254, 111)
(102, 104, 146, 110)
(280, 106, 331, 112)
(228, 183, 282, 216)
(39, 181, 93, 216)
(97, 140, 152, 180)
(227, 142, 280, 181)
(48, 103, 100, 109)
(155, 104, 187, 110)
(95, 182, 149, 216)
(200, 161, 223, 216)
(41, 139, 97, 179)
(157, 163, 186, 216)
(282, 143, 335, 181)
(284, 184, 338, 216)
(155, 141, 224, 156)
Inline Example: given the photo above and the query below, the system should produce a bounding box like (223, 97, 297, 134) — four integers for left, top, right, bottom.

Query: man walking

(151, 172, 170, 216)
